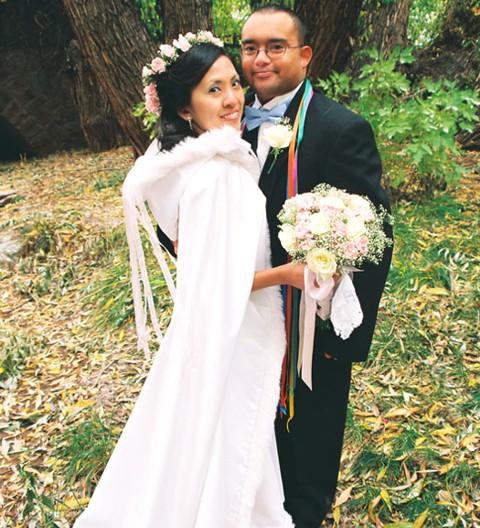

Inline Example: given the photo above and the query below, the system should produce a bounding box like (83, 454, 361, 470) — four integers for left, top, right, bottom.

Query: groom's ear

(300, 45, 313, 69)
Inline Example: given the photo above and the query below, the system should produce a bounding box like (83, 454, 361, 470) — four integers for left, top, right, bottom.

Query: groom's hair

(248, 5, 308, 46)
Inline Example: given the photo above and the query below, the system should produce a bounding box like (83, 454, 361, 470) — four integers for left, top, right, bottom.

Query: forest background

(0, 0, 479, 527)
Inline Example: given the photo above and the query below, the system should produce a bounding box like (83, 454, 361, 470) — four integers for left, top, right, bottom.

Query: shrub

(317, 48, 480, 198)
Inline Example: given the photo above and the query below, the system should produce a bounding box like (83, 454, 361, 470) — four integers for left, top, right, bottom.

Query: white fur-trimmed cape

(75, 127, 293, 528)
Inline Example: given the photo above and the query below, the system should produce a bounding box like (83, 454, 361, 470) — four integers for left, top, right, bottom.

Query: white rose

(306, 248, 337, 281)
(308, 213, 331, 235)
(346, 217, 366, 239)
(278, 224, 297, 252)
(263, 124, 294, 150)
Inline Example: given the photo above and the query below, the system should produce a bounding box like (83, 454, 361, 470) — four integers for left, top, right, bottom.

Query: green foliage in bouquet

(317, 48, 480, 198)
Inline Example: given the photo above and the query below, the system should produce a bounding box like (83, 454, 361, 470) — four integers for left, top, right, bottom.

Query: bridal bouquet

(278, 183, 393, 388)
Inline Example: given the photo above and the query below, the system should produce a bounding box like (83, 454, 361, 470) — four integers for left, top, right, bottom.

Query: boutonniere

(262, 117, 294, 173)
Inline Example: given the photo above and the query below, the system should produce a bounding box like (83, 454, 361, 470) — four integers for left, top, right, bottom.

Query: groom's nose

(254, 48, 272, 66)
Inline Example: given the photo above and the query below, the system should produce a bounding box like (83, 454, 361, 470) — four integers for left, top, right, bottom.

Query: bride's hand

(173, 240, 178, 254)
(282, 262, 306, 290)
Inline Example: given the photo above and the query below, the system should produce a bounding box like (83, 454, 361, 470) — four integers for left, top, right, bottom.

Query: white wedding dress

(74, 127, 293, 528)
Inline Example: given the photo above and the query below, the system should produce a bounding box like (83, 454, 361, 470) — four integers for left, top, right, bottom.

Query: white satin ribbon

(298, 267, 363, 389)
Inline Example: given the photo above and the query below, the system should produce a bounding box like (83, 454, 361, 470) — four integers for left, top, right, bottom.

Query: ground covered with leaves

(0, 147, 478, 528)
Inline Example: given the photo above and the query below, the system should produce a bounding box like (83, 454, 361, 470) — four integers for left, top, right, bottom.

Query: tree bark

(163, 0, 213, 40)
(66, 40, 127, 152)
(295, 0, 362, 80)
(60, 0, 156, 156)
(362, 0, 412, 56)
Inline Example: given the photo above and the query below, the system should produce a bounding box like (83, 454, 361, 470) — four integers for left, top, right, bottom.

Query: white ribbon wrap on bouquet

(298, 267, 363, 389)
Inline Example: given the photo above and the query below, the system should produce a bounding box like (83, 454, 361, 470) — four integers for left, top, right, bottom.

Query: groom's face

(241, 11, 312, 104)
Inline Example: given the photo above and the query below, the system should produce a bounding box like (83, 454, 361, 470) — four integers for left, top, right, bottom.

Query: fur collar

(133, 126, 258, 185)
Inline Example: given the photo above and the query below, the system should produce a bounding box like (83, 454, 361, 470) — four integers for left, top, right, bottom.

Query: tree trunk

(60, 0, 156, 156)
(163, 0, 213, 40)
(66, 40, 127, 152)
(0, 0, 86, 160)
(362, 0, 412, 56)
(295, 0, 362, 80)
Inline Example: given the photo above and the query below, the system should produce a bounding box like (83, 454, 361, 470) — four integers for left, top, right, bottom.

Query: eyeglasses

(241, 43, 303, 58)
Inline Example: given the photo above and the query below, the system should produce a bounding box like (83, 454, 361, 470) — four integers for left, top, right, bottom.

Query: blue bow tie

(244, 103, 288, 130)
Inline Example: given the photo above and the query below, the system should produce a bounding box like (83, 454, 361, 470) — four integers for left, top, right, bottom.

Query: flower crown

(142, 31, 224, 116)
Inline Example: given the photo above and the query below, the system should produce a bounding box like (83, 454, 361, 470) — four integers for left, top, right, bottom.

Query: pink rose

(173, 35, 191, 52)
(159, 44, 175, 58)
(356, 236, 369, 255)
(341, 241, 359, 260)
(144, 83, 160, 114)
(295, 220, 311, 240)
(296, 211, 310, 223)
(145, 95, 160, 114)
(299, 238, 315, 251)
(332, 220, 347, 237)
(151, 57, 166, 73)
(143, 83, 157, 97)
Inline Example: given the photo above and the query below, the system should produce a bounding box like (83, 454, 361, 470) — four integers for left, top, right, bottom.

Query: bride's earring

(187, 117, 193, 131)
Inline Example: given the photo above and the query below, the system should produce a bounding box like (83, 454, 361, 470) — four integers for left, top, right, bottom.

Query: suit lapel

(258, 81, 306, 199)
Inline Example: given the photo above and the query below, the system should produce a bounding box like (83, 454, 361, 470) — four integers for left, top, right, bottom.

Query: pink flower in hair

(151, 57, 166, 73)
(159, 44, 175, 58)
(143, 83, 157, 97)
(173, 35, 191, 52)
(144, 83, 160, 114)
(142, 65, 153, 77)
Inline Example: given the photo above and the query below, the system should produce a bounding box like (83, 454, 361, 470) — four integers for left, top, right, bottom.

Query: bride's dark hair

(155, 43, 229, 151)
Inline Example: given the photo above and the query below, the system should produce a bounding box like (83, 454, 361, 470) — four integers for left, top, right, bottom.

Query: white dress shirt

(252, 82, 303, 173)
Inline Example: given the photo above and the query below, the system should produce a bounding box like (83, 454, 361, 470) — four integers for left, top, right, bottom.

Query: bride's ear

(178, 107, 191, 122)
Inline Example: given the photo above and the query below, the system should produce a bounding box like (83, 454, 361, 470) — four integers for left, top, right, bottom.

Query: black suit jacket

(245, 81, 393, 362)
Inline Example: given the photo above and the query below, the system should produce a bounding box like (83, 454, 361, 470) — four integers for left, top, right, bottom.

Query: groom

(241, 5, 393, 528)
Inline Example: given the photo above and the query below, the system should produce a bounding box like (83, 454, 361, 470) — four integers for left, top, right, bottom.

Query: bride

(74, 33, 303, 528)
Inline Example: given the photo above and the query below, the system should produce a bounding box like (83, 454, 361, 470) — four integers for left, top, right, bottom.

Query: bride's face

(181, 55, 244, 133)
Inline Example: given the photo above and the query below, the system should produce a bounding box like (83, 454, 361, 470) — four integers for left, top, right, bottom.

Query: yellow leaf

(440, 461, 454, 474)
(380, 489, 392, 510)
(384, 406, 420, 418)
(425, 287, 450, 295)
(377, 466, 388, 481)
(334, 486, 353, 507)
(460, 433, 479, 449)
(412, 509, 429, 528)
(415, 437, 427, 448)
(57, 497, 91, 511)
(332, 506, 341, 524)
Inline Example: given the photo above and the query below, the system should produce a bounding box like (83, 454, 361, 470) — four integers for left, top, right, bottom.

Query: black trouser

(275, 354, 352, 528)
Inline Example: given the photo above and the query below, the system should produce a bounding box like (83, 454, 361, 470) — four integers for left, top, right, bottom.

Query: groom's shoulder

(307, 87, 372, 138)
